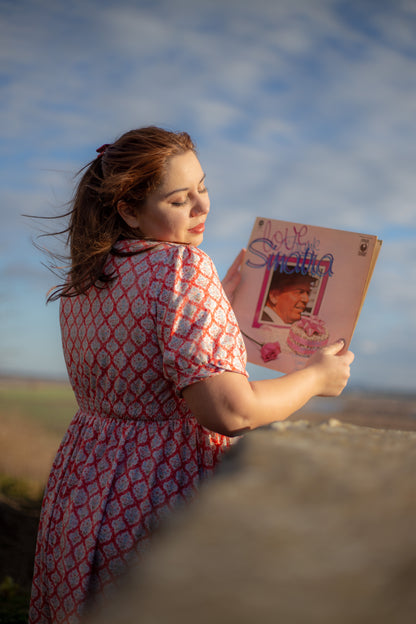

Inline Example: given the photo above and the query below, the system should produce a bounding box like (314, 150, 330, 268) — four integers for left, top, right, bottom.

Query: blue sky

(1, 0, 415, 392)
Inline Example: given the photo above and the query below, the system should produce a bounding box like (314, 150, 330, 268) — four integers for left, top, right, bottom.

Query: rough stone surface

(87, 419, 416, 624)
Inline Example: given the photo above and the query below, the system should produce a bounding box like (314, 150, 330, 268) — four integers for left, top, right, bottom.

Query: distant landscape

(0, 376, 77, 497)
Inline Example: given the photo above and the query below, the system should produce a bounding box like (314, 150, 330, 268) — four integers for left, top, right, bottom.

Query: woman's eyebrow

(164, 174, 206, 198)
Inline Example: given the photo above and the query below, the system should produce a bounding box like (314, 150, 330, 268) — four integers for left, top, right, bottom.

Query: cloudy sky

(1, 0, 415, 392)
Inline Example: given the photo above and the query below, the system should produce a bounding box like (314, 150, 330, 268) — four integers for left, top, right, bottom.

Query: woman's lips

(188, 223, 205, 234)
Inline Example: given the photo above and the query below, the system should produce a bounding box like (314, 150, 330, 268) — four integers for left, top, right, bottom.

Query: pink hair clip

(96, 144, 111, 157)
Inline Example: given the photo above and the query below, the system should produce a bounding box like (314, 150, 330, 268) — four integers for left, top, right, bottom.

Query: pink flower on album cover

(260, 341, 281, 362)
(241, 331, 281, 363)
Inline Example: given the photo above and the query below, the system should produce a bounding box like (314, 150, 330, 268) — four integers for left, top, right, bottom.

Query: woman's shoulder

(169, 243, 213, 265)
(167, 245, 217, 280)
(114, 239, 214, 270)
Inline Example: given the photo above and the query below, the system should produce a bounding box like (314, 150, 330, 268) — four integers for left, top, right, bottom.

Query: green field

(0, 380, 77, 434)
(0, 379, 77, 503)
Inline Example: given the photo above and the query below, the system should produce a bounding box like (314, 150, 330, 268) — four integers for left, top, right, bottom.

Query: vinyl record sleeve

(232, 218, 382, 373)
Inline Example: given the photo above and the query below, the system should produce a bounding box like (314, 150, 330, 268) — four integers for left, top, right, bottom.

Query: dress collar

(113, 239, 166, 254)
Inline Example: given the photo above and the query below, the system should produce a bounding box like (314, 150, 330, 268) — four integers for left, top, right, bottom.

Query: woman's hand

(306, 339, 355, 397)
(221, 248, 246, 304)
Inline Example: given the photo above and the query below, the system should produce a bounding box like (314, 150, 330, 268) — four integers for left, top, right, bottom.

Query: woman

(29, 126, 353, 623)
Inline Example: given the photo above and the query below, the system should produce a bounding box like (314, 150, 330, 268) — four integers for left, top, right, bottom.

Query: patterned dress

(29, 240, 247, 623)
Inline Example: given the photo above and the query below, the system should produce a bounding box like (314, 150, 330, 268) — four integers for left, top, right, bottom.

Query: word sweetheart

(246, 237, 335, 277)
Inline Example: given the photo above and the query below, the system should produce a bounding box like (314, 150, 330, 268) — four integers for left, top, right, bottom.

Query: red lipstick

(188, 223, 205, 234)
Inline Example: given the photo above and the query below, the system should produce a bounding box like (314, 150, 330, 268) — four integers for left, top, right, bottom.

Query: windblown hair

(46, 126, 196, 301)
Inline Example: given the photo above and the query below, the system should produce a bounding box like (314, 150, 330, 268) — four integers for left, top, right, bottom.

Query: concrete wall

(87, 419, 416, 624)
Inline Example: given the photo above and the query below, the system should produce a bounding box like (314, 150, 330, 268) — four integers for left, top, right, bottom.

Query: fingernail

(338, 338, 346, 346)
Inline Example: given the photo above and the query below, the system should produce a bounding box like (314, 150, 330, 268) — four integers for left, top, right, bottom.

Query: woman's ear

(117, 201, 141, 229)
(117, 199, 140, 229)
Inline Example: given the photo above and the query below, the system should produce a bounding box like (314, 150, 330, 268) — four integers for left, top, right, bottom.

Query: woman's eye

(170, 185, 207, 206)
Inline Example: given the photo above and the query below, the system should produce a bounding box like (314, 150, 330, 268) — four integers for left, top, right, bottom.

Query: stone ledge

(88, 421, 416, 624)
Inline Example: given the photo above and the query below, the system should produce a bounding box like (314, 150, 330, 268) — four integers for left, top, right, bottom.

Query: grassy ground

(0, 377, 77, 623)
(0, 379, 77, 492)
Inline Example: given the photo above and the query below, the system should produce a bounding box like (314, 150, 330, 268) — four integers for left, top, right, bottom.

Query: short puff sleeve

(151, 245, 247, 394)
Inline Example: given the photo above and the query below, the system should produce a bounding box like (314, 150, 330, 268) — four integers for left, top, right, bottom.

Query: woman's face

(123, 150, 210, 246)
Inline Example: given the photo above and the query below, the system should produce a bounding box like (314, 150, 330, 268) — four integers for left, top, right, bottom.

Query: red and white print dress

(29, 240, 247, 623)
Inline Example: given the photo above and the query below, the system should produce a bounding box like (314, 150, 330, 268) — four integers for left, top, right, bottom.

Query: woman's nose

(191, 193, 210, 215)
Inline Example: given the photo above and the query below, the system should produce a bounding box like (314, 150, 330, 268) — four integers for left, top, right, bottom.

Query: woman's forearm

(182, 340, 354, 436)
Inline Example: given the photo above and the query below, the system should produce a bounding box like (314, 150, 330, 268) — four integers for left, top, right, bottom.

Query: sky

(1, 0, 416, 392)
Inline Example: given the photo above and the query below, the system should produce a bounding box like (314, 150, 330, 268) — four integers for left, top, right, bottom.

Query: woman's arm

(182, 340, 354, 436)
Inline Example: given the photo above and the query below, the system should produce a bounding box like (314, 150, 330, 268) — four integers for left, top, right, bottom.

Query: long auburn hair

(46, 126, 196, 302)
